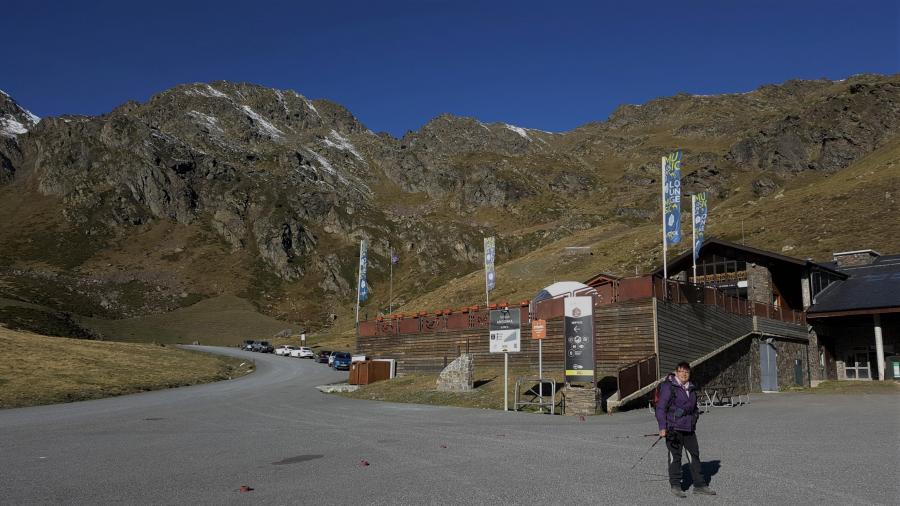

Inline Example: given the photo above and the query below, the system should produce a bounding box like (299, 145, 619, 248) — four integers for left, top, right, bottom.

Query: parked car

(331, 352, 352, 370)
(316, 350, 332, 363)
(242, 340, 257, 351)
(290, 347, 315, 359)
(275, 345, 297, 356)
(252, 341, 274, 353)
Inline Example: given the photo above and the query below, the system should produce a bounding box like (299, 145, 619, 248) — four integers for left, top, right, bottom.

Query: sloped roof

(808, 254, 900, 315)
(651, 237, 844, 277)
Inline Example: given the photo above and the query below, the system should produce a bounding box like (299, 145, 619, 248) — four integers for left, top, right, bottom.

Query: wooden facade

(655, 300, 755, 376)
(357, 299, 655, 376)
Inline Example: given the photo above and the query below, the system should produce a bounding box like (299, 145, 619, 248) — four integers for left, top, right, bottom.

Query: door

(760, 340, 779, 392)
(844, 352, 872, 380)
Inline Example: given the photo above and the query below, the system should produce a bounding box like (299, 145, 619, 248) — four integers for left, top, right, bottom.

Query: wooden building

(806, 250, 900, 382)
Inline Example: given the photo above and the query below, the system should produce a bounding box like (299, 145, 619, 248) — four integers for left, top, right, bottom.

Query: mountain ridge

(0, 73, 897, 337)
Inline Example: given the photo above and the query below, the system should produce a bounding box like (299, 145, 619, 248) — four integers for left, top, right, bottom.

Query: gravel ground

(1, 346, 897, 505)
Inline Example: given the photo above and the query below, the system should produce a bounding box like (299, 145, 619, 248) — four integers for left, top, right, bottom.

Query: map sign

(564, 296, 595, 383)
(489, 308, 521, 353)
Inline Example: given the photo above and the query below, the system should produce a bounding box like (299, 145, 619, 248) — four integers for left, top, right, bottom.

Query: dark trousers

(666, 431, 705, 488)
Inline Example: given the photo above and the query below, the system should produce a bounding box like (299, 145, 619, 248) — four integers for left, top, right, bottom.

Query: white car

(290, 347, 315, 359)
(275, 345, 297, 356)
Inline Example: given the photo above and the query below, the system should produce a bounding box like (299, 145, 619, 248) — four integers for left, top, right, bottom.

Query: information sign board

(564, 297, 594, 382)
(489, 308, 521, 353)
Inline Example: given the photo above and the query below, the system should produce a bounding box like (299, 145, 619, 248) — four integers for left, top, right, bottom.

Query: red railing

(617, 354, 658, 399)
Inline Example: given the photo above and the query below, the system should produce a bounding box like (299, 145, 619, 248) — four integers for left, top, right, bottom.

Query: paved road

(1, 346, 898, 505)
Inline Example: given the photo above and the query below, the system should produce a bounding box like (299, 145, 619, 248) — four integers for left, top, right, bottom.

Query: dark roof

(808, 255, 900, 314)
(651, 237, 844, 277)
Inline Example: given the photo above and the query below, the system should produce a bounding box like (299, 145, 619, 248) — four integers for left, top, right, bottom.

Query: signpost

(490, 308, 521, 411)
(564, 297, 595, 384)
(532, 319, 546, 407)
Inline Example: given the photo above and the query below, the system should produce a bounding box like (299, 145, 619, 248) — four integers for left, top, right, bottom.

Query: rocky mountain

(0, 74, 898, 334)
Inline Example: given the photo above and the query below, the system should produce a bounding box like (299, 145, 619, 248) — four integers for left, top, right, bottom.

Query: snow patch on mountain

(504, 123, 531, 141)
(1, 116, 28, 137)
(241, 105, 284, 139)
(305, 148, 371, 195)
(185, 84, 230, 99)
(188, 110, 224, 135)
(322, 129, 363, 161)
(290, 90, 320, 117)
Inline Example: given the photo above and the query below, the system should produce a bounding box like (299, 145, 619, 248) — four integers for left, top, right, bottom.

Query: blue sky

(3, 0, 898, 136)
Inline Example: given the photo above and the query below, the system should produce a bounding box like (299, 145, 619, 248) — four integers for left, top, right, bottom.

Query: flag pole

(389, 247, 394, 315)
(692, 193, 697, 283)
(661, 156, 668, 281)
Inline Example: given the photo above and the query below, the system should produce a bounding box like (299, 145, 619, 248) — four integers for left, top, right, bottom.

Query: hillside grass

(339, 366, 566, 411)
(0, 326, 253, 409)
(80, 294, 296, 345)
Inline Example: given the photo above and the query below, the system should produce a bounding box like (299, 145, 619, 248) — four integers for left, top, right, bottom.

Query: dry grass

(0, 326, 253, 409)
(792, 380, 900, 394)
(339, 366, 566, 411)
(80, 295, 296, 346)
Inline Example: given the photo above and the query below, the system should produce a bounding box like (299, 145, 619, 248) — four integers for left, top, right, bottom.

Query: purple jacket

(655, 373, 700, 432)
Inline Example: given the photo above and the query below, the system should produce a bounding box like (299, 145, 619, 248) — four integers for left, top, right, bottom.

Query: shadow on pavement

(682, 459, 721, 488)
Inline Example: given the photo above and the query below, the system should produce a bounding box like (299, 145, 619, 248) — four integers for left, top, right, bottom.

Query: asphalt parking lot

(0, 346, 897, 505)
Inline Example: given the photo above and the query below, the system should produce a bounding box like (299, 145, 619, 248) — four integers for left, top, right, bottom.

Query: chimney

(832, 249, 880, 268)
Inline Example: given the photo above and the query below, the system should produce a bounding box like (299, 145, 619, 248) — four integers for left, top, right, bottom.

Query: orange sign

(531, 319, 547, 340)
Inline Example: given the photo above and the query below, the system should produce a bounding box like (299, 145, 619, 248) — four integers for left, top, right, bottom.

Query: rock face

(436, 354, 475, 391)
(0, 75, 898, 324)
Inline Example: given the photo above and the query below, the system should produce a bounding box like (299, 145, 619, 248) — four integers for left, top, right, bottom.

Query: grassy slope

(316, 135, 900, 347)
(81, 294, 296, 345)
(0, 326, 253, 408)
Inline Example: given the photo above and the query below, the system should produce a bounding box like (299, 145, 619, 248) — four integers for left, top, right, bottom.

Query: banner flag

(358, 240, 369, 302)
(484, 237, 496, 292)
(663, 150, 683, 246)
(693, 191, 709, 261)
(391, 249, 399, 265)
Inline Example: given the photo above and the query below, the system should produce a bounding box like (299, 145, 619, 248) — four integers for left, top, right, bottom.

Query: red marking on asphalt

(239, 485, 253, 493)
(578, 415, 586, 421)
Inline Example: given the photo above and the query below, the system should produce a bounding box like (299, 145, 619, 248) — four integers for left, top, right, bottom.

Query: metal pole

(504, 352, 509, 411)
(389, 248, 393, 315)
(661, 156, 668, 281)
(539, 338, 543, 411)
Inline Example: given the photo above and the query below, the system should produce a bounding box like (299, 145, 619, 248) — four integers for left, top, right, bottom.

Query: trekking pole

(630, 436, 663, 470)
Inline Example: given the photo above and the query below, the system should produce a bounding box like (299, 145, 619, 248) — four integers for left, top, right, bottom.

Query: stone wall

(774, 339, 809, 388)
(747, 263, 773, 304)
(564, 386, 598, 415)
(436, 354, 474, 392)
(833, 251, 879, 268)
(690, 335, 809, 392)
(691, 337, 754, 393)
(806, 328, 824, 382)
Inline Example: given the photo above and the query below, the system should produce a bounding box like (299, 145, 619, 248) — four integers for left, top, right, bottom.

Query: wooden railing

(605, 275, 806, 325)
(617, 354, 658, 399)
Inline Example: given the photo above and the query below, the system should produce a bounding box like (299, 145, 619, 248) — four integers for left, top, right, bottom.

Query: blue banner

(358, 240, 368, 302)
(693, 192, 709, 261)
(663, 150, 683, 246)
(484, 237, 496, 292)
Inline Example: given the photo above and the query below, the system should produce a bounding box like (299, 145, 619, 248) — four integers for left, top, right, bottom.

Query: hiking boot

(670, 486, 687, 498)
(693, 486, 717, 495)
